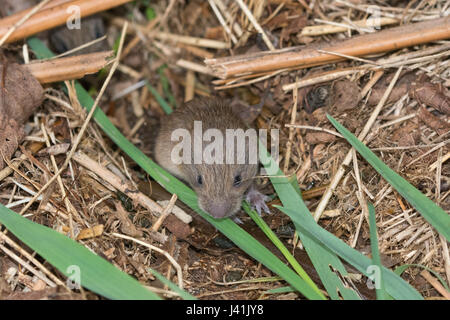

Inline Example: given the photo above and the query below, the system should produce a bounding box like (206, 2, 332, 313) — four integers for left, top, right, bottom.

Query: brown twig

(205, 17, 450, 79)
(24, 51, 114, 84)
(0, 0, 134, 44)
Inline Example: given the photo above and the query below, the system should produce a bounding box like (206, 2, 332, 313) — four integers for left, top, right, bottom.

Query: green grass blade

(157, 65, 177, 108)
(0, 204, 160, 300)
(27, 38, 325, 300)
(146, 83, 173, 114)
(394, 264, 450, 292)
(327, 114, 450, 241)
(148, 268, 196, 300)
(259, 144, 361, 300)
(367, 202, 387, 300)
(277, 205, 423, 299)
(243, 202, 325, 299)
(259, 142, 423, 299)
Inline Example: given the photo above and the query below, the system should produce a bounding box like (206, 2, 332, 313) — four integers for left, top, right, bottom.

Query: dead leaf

(418, 106, 450, 136)
(38, 143, 70, 156)
(76, 225, 104, 240)
(332, 79, 361, 111)
(0, 62, 43, 169)
(410, 78, 450, 115)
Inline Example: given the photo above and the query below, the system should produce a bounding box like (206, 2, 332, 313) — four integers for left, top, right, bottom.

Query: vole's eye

(197, 175, 203, 186)
(233, 175, 242, 187)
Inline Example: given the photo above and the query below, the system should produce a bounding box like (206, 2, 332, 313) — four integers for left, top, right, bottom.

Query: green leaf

(146, 83, 173, 114)
(277, 205, 423, 300)
(257, 140, 422, 299)
(244, 202, 325, 299)
(367, 202, 388, 300)
(394, 264, 450, 292)
(157, 65, 177, 108)
(148, 268, 196, 300)
(145, 7, 156, 21)
(328, 115, 450, 241)
(0, 204, 160, 300)
(259, 144, 361, 300)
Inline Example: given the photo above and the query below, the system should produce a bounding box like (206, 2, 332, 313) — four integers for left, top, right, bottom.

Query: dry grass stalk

(0, 242, 56, 288)
(205, 17, 450, 79)
(285, 125, 343, 138)
(235, 0, 275, 51)
(208, 0, 237, 44)
(0, 231, 65, 287)
(282, 68, 363, 92)
(0, 0, 133, 44)
(152, 194, 178, 233)
(18, 22, 129, 217)
(313, 67, 403, 221)
(41, 123, 77, 238)
(184, 70, 195, 102)
(301, 17, 399, 36)
(176, 59, 214, 76)
(112, 232, 184, 289)
(25, 51, 114, 84)
(283, 77, 299, 173)
(420, 270, 450, 299)
(73, 153, 159, 213)
(153, 31, 230, 49)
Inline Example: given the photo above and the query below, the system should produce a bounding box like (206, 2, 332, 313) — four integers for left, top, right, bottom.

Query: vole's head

(183, 162, 258, 218)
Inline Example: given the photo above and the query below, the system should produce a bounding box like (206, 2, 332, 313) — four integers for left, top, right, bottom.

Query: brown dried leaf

(410, 79, 450, 115)
(332, 79, 361, 111)
(0, 115, 25, 170)
(163, 214, 192, 240)
(368, 71, 415, 106)
(38, 143, 70, 156)
(76, 224, 104, 240)
(391, 121, 420, 146)
(0, 62, 43, 123)
(114, 202, 143, 238)
(305, 131, 337, 144)
(417, 106, 450, 136)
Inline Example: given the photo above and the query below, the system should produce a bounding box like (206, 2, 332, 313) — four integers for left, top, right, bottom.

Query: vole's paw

(232, 216, 244, 224)
(246, 187, 271, 216)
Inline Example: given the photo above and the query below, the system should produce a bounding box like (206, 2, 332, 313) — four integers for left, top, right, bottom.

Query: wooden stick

(0, 0, 52, 47)
(205, 17, 450, 79)
(0, 0, 133, 44)
(25, 51, 114, 83)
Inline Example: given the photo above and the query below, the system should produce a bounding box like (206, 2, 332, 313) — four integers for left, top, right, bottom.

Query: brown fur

(154, 98, 258, 218)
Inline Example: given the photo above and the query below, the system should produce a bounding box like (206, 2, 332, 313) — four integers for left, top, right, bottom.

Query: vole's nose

(205, 202, 232, 218)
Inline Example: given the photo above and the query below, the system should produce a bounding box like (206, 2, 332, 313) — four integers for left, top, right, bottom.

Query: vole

(154, 98, 269, 219)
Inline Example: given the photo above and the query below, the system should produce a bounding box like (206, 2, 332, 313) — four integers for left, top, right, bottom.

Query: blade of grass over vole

(327, 115, 450, 242)
(0, 204, 160, 300)
(28, 37, 325, 300)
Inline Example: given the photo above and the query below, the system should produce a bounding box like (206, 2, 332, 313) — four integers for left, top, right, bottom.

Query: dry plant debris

(0, 0, 449, 300)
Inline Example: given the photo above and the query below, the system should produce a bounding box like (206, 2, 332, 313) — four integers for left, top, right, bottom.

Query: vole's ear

(229, 98, 262, 125)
